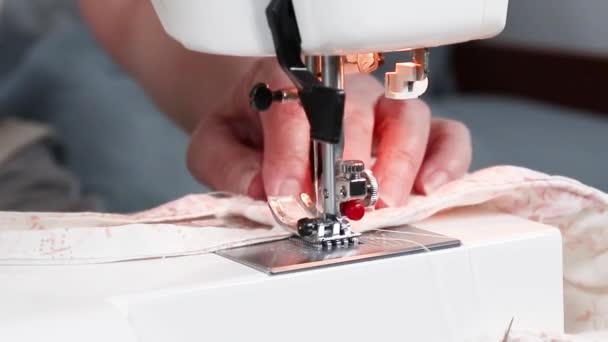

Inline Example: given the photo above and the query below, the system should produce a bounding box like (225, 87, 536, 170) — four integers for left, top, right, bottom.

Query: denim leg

(0, 19, 207, 213)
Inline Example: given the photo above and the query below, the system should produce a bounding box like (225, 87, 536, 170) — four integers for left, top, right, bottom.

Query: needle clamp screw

(250, 83, 299, 112)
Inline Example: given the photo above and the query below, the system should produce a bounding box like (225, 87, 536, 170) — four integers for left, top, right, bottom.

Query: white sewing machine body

(0, 1, 562, 340)
(0, 209, 563, 342)
(150, 0, 512, 250)
(151, 0, 508, 56)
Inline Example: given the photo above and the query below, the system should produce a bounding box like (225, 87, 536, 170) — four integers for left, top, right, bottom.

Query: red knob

(341, 200, 365, 221)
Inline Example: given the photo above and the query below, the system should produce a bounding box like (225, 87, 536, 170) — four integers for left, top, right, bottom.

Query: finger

(372, 98, 431, 207)
(342, 74, 383, 166)
(187, 117, 265, 199)
(414, 118, 472, 194)
(260, 100, 311, 196)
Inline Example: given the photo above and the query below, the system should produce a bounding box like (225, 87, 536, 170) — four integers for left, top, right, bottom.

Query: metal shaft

(305, 56, 322, 80)
(321, 56, 344, 91)
(304, 56, 345, 217)
(319, 56, 344, 217)
(305, 56, 323, 210)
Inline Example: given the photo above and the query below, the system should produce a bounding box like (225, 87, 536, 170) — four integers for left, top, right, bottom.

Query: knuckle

(397, 99, 431, 119)
(265, 148, 309, 172)
(345, 109, 374, 138)
(264, 101, 308, 128)
(344, 74, 384, 100)
(186, 139, 209, 185)
(431, 119, 472, 150)
(410, 99, 432, 117)
(445, 119, 470, 135)
(435, 118, 469, 136)
(388, 148, 419, 172)
(444, 156, 469, 174)
(186, 127, 223, 187)
(279, 101, 305, 116)
(378, 98, 431, 131)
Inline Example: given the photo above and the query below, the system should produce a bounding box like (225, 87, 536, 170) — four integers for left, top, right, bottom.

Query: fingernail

(278, 178, 301, 196)
(423, 171, 449, 194)
(375, 174, 405, 208)
(247, 172, 266, 200)
(376, 198, 390, 209)
(379, 194, 407, 208)
(238, 167, 260, 196)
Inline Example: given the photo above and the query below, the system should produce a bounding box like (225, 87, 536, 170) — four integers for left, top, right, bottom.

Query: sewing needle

(501, 317, 514, 342)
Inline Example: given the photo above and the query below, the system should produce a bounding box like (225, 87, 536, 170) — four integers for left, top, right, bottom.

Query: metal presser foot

(296, 160, 379, 249)
(295, 215, 360, 249)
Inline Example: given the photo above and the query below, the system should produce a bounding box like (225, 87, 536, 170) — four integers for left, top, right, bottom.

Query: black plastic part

(265, 0, 345, 144)
(297, 215, 345, 238)
(250, 83, 274, 111)
(349, 179, 368, 197)
(297, 218, 317, 237)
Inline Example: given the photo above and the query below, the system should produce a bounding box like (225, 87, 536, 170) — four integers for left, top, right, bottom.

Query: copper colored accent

(344, 53, 383, 74)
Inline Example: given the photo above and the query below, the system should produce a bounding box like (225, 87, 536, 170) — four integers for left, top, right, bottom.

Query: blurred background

(381, 0, 608, 192)
(0, 0, 606, 213)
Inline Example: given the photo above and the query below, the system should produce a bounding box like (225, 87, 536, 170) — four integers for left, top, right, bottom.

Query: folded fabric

(474, 329, 605, 341)
(0, 192, 287, 264)
(1, 165, 608, 338)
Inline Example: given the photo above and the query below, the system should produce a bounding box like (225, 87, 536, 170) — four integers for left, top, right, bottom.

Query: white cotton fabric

(2, 166, 608, 339)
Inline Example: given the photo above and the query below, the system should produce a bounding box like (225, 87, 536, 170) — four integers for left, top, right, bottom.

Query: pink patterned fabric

(1, 166, 608, 339)
(476, 329, 605, 341)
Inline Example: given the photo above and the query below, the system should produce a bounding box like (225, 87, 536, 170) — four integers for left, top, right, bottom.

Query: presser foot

(295, 215, 361, 249)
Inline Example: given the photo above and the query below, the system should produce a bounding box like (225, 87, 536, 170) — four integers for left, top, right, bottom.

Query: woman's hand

(81, 0, 472, 207)
(186, 59, 472, 207)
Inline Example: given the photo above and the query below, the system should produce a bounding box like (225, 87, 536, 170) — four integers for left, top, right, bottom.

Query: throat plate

(216, 225, 461, 274)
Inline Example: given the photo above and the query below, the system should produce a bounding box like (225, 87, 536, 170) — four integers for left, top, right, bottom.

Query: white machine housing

(0, 209, 563, 342)
(151, 0, 509, 56)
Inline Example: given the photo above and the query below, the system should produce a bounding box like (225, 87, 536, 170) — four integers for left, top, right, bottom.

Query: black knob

(250, 83, 274, 112)
(297, 218, 316, 237)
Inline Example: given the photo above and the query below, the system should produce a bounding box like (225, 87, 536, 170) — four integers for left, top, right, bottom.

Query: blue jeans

(0, 18, 207, 213)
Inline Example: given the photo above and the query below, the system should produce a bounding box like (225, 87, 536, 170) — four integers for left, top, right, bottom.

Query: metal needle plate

(216, 225, 461, 274)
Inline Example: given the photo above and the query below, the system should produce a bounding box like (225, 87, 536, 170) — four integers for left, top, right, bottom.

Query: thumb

(187, 118, 264, 199)
(260, 101, 311, 196)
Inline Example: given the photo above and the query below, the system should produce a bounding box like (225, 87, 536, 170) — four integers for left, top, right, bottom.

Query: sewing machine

(0, 1, 565, 341)
(0, 208, 563, 341)
(151, 0, 512, 245)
